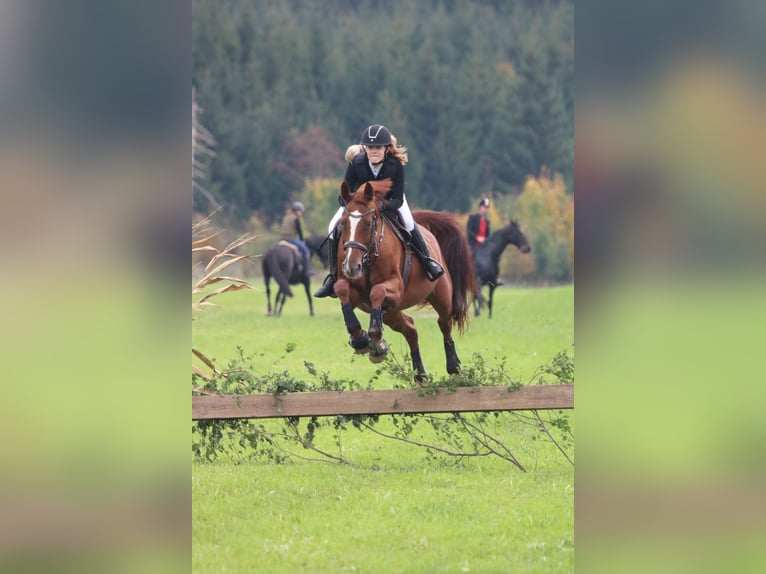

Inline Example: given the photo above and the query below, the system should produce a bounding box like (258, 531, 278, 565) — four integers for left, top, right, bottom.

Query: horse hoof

(368, 340, 389, 363)
(349, 332, 370, 353)
(368, 351, 386, 364)
(447, 364, 461, 375)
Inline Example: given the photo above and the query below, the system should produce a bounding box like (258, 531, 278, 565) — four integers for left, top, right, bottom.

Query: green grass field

(193, 284, 574, 573)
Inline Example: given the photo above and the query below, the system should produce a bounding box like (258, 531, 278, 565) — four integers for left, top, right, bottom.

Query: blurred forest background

(192, 0, 573, 282)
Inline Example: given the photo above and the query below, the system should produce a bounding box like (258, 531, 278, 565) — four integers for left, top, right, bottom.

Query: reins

(341, 204, 385, 269)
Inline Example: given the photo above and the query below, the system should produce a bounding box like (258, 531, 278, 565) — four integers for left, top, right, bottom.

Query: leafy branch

(192, 347, 574, 470)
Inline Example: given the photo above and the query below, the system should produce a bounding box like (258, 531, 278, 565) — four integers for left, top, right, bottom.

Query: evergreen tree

(192, 0, 574, 226)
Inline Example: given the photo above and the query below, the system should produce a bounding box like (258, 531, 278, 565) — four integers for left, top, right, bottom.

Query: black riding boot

(313, 233, 339, 298)
(409, 226, 445, 281)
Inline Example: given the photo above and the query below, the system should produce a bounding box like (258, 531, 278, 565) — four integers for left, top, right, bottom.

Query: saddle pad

(278, 240, 300, 252)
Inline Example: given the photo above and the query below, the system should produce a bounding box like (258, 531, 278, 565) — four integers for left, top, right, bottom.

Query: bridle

(341, 204, 386, 269)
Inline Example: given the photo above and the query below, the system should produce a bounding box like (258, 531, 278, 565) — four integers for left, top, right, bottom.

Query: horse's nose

(342, 260, 363, 279)
(522, 244, 531, 253)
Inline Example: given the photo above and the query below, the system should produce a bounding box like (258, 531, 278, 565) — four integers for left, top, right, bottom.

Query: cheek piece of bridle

(341, 205, 384, 269)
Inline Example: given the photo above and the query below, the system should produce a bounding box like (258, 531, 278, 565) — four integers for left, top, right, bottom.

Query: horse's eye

(364, 220, 372, 229)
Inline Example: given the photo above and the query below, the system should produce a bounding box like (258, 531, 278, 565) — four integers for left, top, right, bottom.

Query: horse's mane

(363, 178, 393, 200)
(368, 177, 394, 199)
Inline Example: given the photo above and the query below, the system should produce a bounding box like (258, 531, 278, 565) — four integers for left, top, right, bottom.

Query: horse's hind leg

(384, 311, 427, 382)
(443, 338, 461, 375)
(302, 279, 314, 316)
(276, 291, 286, 316)
(429, 293, 461, 375)
(265, 277, 273, 315)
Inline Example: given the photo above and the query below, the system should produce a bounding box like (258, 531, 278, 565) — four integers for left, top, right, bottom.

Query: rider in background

(280, 201, 314, 276)
(345, 144, 363, 164)
(466, 197, 491, 252)
(314, 124, 445, 298)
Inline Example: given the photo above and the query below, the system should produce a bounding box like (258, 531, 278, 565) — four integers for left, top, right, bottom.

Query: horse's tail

(263, 248, 293, 298)
(414, 211, 476, 333)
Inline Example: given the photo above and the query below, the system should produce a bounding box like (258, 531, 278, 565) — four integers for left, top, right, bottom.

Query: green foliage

(192, 0, 574, 221)
(192, 347, 574, 471)
(513, 171, 574, 281)
(193, 285, 574, 571)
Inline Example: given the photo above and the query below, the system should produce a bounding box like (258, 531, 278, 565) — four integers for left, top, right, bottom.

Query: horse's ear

(363, 182, 374, 202)
(340, 181, 352, 203)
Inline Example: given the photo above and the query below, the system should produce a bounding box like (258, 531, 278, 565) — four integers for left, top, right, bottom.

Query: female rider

(314, 124, 444, 298)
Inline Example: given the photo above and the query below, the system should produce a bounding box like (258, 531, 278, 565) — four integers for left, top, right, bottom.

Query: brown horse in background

(332, 180, 475, 381)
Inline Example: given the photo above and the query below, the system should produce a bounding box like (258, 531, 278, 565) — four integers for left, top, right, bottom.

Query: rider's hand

(379, 200, 394, 213)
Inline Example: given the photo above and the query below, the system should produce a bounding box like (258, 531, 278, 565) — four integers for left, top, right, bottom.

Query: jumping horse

(262, 234, 329, 317)
(472, 220, 531, 318)
(332, 179, 475, 381)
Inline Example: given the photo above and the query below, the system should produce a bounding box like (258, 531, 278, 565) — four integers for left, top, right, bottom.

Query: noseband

(341, 204, 384, 268)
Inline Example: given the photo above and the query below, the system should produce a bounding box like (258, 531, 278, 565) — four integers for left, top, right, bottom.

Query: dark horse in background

(332, 179, 475, 381)
(262, 234, 329, 316)
(472, 220, 531, 318)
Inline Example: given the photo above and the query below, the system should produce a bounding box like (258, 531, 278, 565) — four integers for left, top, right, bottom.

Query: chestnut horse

(332, 180, 475, 381)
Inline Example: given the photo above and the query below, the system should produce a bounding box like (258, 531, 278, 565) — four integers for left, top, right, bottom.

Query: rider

(280, 201, 313, 276)
(314, 124, 445, 298)
(466, 197, 491, 251)
(345, 143, 363, 164)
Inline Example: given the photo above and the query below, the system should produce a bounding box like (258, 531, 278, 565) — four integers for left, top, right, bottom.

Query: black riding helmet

(360, 124, 391, 146)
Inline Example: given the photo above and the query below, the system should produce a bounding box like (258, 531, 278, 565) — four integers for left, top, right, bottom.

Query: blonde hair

(345, 144, 363, 163)
(386, 134, 408, 165)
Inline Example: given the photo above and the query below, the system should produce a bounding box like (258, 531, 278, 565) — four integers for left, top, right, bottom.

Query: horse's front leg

(334, 279, 369, 353)
(367, 282, 402, 364)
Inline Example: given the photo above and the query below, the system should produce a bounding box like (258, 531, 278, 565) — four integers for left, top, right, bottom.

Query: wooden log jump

(192, 384, 573, 420)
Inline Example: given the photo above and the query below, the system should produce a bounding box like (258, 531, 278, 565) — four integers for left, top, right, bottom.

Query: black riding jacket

(344, 153, 405, 210)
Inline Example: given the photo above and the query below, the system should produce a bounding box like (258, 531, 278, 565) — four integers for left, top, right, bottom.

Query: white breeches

(397, 196, 415, 231)
(328, 196, 415, 237)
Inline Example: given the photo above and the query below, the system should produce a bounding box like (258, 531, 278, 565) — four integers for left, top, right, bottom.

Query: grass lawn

(193, 284, 574, 573)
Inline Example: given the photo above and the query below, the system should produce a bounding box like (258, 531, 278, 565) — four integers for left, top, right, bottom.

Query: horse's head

(506, 219, 532, 253)
(338, 181, 381, 280)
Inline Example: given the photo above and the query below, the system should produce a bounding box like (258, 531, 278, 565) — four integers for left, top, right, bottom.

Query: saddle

(379, 210, 415, 287)
(379, 210, 410, 245)
(278, 239, 300, 252)
(278, 240, 304, 274)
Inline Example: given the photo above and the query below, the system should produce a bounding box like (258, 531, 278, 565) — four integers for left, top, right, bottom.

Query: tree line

(193, 0, 572, 281)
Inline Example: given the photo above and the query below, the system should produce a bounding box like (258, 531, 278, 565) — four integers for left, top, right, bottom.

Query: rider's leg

(397, 197, 445, 281)
(299, 242, 314, 276)
(314, 208, 343, 298)
(409, 226, 445, 281)
(313, 231, 339, 298)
